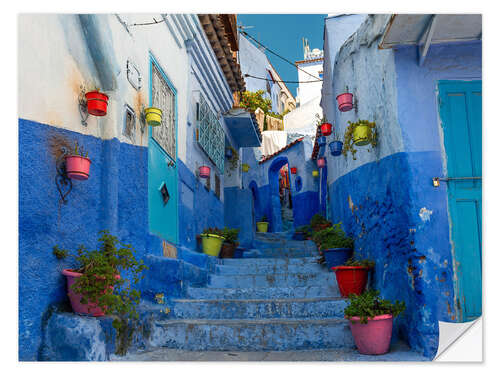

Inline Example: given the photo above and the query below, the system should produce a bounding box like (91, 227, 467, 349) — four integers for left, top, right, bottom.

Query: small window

(215, 174, 221, 200)
(123, 104, 136, 141)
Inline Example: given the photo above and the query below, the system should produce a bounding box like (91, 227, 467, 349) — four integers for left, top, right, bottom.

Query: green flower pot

(257, 222, 269, 233)
(353, 124, 371, 146)
(201, 234, 225, 257)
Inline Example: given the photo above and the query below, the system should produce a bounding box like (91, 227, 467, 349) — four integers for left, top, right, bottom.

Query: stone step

(247, 248, 319, 259)
(208, 272, 336, 288)
(215, 261, 324, 275)
(253, 239, 316, 250)
(115, 341, 429, 361)
(221, 256, 320, 267)
(164, 297, 347, 320)
(185, 284, 340, 300)
(149, 317, 355, 351)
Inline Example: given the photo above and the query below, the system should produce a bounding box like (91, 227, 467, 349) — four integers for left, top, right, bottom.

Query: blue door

(438, 80, 482, 322)
(148, 57, 178, 244)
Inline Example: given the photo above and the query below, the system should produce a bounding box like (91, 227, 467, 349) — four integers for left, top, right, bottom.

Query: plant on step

(221, 227, 240, 246)
(200, 227, 226, 257)
(53, 230, 147, 356)
(295, 225, 313, 237)
(310, 214, 332, 232)
(344, 289, 405, 324)
(260, 215, 268, 223)
(343, 257, 375, 268)
(344, 289, 405, 355)
(342, 119, 377, 160)
(312, 223, 354, 251)
(201, 227, 225, 237)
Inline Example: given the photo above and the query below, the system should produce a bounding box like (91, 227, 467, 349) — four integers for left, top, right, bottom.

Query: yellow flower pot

(257, 222, 269, 233)
(312, 170, 319, 177)
(201, 234, 225, 257)
(353, 124, 371, 146)
(242, 164, 250, 172)
(145, 107, 163, 127)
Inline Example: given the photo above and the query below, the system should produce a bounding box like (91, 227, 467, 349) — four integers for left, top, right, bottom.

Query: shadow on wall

(249, 180, 260, 229)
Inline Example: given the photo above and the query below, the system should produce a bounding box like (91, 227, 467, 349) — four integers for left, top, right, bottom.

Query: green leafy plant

(343, 257, 375, 268)
(310, 214, 332, 232)
(70, 141, 89, 158)
(260, 215, 268, 223)
(239, 90, 288, 129)
(342, 119, 377, 160)
(344, 289, 406, 324)
(201, 227, 225, 237)
(315, 113, 327, 127)
(312, 223, 354, 250)
(228, 146, 239, 171)
(53, 231, 147, 355)
(221, 227, 240, 246)
(295, 225, 313, 237)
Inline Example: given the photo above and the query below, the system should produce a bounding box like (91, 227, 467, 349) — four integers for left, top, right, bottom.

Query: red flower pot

(65, 155, 91, 180)
(317, 157, 326, 168)
(320, 122, 332, 136)
(290, 167, 297, 174)
(331, 266, 370, 297)
(348, 314, 394, 355)
(62, 269, 119, 317)
(85, 91, 109, 116)
(199, 166, 210, 178)
(336, 93, 353, 112)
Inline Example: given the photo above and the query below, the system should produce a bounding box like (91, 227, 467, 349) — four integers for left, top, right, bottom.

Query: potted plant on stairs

(344, 289, 406, 355)
(52, 230, 147, 355)
(312, 223, 354, 269)
(257, 215, 269, 233)
(332, 257, 375, 297)
(200, 227, 226, 257)
(219, 227, 240, 258)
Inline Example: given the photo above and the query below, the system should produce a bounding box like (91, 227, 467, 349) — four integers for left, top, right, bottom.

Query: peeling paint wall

(322, 14, 481, 357)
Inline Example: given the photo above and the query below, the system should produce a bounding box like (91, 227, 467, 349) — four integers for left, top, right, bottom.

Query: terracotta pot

(336, 93, 353, 112)
(65, 155, 91, 180)
(219, 243, 236, 258)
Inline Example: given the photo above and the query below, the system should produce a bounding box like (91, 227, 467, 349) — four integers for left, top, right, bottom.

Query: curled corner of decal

(434, 317, 482, 362)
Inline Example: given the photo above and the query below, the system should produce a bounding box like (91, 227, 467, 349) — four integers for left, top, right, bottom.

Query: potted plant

(226, 146, 239, 176)
(242, 163, 250, 173)
(144, 107, 163, 126)
(342, 120, 377, 160)
(332, 257, 375, 297)
(257, 215, 269, 233)
(317, 157, 326, 168)
(336, 89, 354, 112)
(316, 114, 332, 136)
(65, 141, 91, 180)
(219, 227, 240, 258)
(53, 230, 147, 355)
(290, 167, 297, 174)
(200, 227, 226, 257)
(344, 289, 406, 355)
(329, 127, 343, 156)
(199, 165, 210, 179)
(85, 90, 109, 116)
(312, 170, 319, 177)
(312, 223, 354, 269)
(310, 214, 332, 232)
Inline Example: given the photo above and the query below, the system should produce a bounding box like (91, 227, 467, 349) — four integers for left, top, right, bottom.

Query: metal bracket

(432, 176, 481, 187)
(78, 90, 89, 126)
(418, 15, 438, 66)
(139, 105, 146, 134)
(55, 147, 72, 204)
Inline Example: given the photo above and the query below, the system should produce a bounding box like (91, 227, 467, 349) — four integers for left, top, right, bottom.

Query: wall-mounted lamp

(432, 177, 440, 187)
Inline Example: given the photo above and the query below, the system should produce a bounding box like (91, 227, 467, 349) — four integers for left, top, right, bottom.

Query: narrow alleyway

(116, 232, 426, 360)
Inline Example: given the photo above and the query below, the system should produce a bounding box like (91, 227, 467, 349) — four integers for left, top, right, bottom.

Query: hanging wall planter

(343, 120, 377, 160)
(317, 157, 326, 168)
(242, 163, 250, 172)
(312, 170, 319, 177)
(85, 91, 109, 116)
(290, 167, 297, 174)
(320, 123, 332, 136)
(144, 107, 163, 126)
(199, 166, 210, 179)
(336, 93, 354, 112)
(65, 142, 91, 180)
(329, 141, 343, 156)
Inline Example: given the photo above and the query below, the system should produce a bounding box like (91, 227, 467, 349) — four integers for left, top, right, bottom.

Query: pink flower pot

(348, 314, 393, 355)
(199, 166, 210, 179)
(336, 93, 353, 112)
(317, 157, 326, 168)
(65, 155, 91, 180)
(62, 269, 118, 317)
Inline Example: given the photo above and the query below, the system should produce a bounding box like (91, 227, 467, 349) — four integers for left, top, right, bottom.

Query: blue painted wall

(322, 14, 482, 357)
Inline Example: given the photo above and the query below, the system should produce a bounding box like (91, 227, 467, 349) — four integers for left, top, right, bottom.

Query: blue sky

(237, 14, 327, 97)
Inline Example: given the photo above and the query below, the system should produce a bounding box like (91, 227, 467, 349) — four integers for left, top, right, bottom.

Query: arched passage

(268, 156, 291, 232)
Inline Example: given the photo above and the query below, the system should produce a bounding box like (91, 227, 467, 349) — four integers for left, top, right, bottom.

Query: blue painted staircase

(42, 232, 428, 361)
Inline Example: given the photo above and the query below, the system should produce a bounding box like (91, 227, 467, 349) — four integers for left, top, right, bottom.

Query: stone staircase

(117, 232, 427, 361)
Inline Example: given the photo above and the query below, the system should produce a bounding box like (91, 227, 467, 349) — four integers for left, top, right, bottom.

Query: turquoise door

(438, 80, 482, 322)
(148, 57, 178, 244)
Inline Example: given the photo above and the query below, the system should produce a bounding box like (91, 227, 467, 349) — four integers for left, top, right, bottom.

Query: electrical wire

(239, 28, 323, 82)
(127, 18, 166, 27)
(244, 73, 322, 84)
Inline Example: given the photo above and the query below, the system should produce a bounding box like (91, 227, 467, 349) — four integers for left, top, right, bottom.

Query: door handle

(432, 176, 481, 187)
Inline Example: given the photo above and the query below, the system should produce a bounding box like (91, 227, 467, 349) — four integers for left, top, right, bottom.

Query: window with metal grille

(197, 95, 224, 173)
(215, 174, 220, 200)
(151, 63, 176, 159)
(123, 104, 136, 141)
